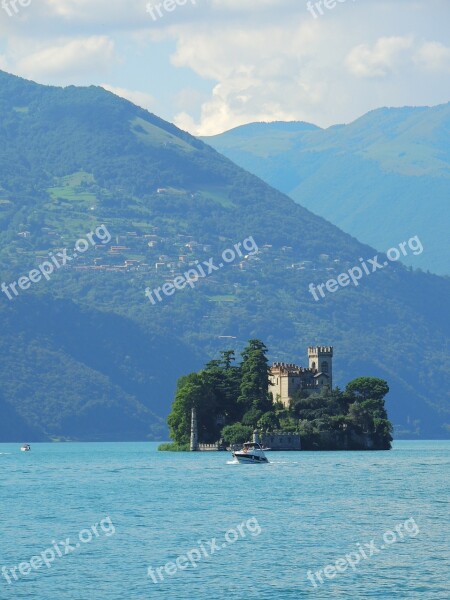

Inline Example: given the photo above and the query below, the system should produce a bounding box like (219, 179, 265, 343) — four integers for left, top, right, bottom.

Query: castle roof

(270, 362, 315, 376)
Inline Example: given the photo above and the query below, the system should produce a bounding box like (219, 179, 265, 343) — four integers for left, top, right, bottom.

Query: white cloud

(174, 74, 325, 135)
(346, 36, 414, 78)
(414, 41, 450, 73)
(100, 84, 155, 111)
(16, 36, 117, 80)
(170, 20, 332, 134)
(0, 0, 449, 135)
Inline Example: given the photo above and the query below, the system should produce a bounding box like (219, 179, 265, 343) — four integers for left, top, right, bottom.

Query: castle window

(311, 361, 316, 370)
(321, 361, 328, 373)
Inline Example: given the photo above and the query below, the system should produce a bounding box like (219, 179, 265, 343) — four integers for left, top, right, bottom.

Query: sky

(0, 0, 449, 136)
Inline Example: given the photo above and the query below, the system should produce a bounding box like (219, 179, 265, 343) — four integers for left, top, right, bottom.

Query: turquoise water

(0, 441, 449, 599)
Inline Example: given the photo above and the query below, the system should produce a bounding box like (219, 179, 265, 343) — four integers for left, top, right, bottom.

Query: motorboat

(20, 444, 31, 452)
(232, 442, 269, 464)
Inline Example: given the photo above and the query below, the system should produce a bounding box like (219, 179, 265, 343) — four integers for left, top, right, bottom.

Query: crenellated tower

(308, 346, 333, 389)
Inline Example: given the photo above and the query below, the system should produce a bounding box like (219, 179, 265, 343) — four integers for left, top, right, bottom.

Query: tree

(373, 418, 393, 448)
(167, 372, 222, 445)
(221, 423, 253, 446)
(348, 401, 373, 433)
(202, 351, 242, 422)
(237, 339, 273, 414)
(298, 419, 314, 436)
(219, 351, 242, 420)
(346, 377, 389, 401)
(167, 373, 206, 446)
(242, 408, 263, 427)
(257, 411, 280, 431)
(328, 415, 349, 432)
(359, 398, 389, 421)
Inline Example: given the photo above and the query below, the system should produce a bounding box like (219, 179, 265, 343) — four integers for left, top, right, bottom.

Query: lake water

(0, 440, 449, 599)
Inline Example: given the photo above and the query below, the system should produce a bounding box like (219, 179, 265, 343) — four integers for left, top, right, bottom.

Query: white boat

(232, 442, 269, 464)
(20, 444, 31, 452)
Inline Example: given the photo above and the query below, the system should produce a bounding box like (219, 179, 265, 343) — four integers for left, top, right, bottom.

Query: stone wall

(300, 431, 390, 451)
(258, 431, 302, 450)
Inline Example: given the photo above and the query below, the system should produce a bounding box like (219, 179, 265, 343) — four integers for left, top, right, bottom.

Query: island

(159, 340, 393, 452)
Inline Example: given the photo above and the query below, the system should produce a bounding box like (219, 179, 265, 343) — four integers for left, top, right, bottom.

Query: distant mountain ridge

(224, 121, 320, 136)
(202, 104, 450, 275)
(0, 70, 449, 440)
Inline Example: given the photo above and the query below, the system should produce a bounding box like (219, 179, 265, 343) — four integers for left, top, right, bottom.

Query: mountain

(202, 105, 450, 275)
(0, 295, 193, 441)
(0, 70, 449, 440)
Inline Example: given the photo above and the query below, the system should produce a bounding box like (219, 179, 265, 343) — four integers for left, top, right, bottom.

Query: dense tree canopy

(164, 341, 393, 450)
(238, 339, 272, 413)
(221, 424, 253, 446)
(166, 340, 273, 446)
(346, 377, 390, 401)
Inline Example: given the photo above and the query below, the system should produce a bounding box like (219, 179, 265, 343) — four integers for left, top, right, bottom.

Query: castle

(269, 346, 333, 407)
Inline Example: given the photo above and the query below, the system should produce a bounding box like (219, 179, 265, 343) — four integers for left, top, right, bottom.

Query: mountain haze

(0, 71, 449, 440)
(203, 105, 450, 275)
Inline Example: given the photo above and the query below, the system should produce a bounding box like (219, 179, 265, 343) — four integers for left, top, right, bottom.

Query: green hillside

(0, 71, 449, 440)
(202, 105, 450, 275)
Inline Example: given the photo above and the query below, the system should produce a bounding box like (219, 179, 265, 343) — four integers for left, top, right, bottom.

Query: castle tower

(308, 346, 333, 389)
(190, 407, 198, 451)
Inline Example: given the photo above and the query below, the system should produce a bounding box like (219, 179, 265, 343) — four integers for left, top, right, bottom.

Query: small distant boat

(20, 444, 31, 452)
(232, 442, 269, 464)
